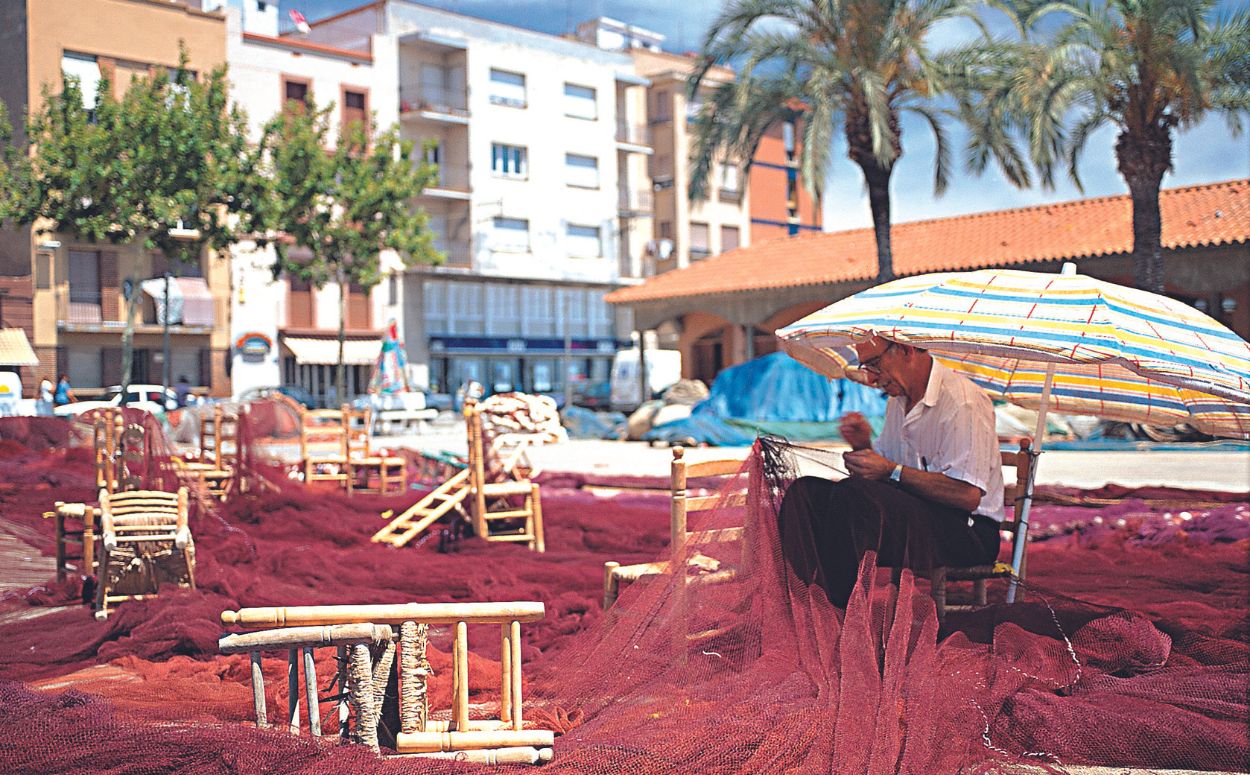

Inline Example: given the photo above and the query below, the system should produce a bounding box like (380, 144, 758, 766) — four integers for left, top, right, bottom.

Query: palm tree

(964, 0, 1250, 292)
(688, 0, 986, 282)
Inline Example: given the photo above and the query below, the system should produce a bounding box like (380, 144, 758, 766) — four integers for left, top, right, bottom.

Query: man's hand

(838, 412, 873, 451)
(843, 448, 894, 480)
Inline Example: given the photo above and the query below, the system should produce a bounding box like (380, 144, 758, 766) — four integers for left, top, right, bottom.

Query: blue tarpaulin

(645, 352, 888, 446)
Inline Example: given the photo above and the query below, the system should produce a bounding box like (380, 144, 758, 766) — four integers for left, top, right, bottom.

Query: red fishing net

(0, 417, 1245, 773)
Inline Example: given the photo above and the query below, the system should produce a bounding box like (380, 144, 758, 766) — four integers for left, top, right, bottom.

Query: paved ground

(381, 419, 1250, 492)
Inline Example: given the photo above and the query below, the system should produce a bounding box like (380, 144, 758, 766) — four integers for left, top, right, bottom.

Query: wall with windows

(225, 12, 404, 399)
(386, 4, 633, 286)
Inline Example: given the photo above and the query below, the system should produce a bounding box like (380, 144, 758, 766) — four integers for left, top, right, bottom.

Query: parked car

(53, 384, 179, 417)
(238, 385, 319, 409)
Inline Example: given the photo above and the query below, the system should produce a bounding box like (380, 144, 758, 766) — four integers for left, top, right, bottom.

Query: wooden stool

(221, 602, 555, 763)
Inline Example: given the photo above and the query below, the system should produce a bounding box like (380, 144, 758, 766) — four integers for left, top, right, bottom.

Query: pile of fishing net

(0, 418, 1245, 773)
(479, 393, 567, 444)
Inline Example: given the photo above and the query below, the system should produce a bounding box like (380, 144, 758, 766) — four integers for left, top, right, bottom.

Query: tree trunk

(337, 276, 347, 408)
(862, 161, 894, 283)
(1127, 180, 1164, 293)
(1115, 123, 1172, 293)
(845, 95, 900, 284)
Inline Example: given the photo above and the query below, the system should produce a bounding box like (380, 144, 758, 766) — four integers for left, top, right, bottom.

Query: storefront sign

(235, 332, 273, 362)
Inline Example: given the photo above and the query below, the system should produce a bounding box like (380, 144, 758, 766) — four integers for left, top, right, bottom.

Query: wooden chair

(928, 438, 1037, 622)
(300, 408, 349, 489)
(465, 399, 545, 552)
(343, 405, 407, 496)
(94, 487, 195, 619)
(602, 446, 748, 609)
(371, 399, 545, 550)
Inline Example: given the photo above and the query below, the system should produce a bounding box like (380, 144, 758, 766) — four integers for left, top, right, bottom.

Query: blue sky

(283, 0, 1250, 231)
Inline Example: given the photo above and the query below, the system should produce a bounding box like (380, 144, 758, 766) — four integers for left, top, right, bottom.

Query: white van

(610, 348, 682, 411)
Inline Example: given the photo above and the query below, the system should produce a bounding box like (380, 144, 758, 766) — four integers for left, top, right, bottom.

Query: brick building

(0, 0, 231, 397)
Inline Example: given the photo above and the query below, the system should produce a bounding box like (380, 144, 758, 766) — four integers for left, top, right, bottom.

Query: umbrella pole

(1007, 361, 1054, 604)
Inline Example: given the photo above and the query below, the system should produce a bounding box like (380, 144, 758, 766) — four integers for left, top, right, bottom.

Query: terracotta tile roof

(606, 178, 1249, 304)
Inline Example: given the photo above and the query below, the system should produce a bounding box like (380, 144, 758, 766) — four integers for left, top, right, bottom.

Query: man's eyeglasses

(858, 342, 897, 376)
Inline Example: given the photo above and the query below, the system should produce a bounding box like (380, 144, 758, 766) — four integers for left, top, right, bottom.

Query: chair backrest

(100, 488, 188, 538)
(301, 408, 347, 460)
(343, 405, 372, 458)
(999, 438, 1035, 528)
(464, 399, 486, 491)
(200, 405, 239, 467)
(669, 447, 749, 560)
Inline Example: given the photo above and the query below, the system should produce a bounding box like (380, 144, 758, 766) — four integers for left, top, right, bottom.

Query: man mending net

(778, 335, 1004, 607)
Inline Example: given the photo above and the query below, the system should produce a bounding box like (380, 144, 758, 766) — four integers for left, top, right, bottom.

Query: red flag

(289, 8, 311, 34)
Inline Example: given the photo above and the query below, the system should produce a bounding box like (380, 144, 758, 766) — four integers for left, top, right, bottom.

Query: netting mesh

(0, 417, 1246, 773)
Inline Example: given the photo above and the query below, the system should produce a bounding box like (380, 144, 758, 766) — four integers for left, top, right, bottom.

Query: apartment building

(750, 115, 823, 241)
(213, 0, 404, 401)
(0, 0, 230, 397)
(304, 2, 647, 397)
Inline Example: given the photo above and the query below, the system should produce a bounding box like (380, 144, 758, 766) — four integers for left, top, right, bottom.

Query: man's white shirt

(872, 361, 1006, 521)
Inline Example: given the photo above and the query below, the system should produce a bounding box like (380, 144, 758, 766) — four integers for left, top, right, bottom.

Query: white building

(214, 0, 406, 402)
(303, 1, 651, 398)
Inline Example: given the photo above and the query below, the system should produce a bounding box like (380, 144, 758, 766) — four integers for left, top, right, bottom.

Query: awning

(141, 277, 215, 326)
(0, 329, 38, 366)
(283, 336, 381, 366)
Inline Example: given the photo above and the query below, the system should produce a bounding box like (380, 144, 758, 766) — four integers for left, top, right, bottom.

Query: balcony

(58, 290, 105, 327)
(56, 279, 218, 333)
(618, 188, 654, 216)
(421, 164, 472, 200)
(718, 187, 743, 204)
(615, 121, 652, 151)
(400, 86, 469, 124)
(433, 241, 472, 269)
(689, 247, 712, 261)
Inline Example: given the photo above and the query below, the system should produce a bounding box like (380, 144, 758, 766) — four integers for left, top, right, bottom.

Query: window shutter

(101, 347, 122, 386)
(199, 348, 213, 388)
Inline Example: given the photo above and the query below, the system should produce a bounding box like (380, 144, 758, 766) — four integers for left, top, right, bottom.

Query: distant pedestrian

(175, 375, 191, 408)
(54, 374, 75, 406)
(38, 378, 53, 415)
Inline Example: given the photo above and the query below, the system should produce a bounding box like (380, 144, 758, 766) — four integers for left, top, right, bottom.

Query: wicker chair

(94, 487, 195, 619)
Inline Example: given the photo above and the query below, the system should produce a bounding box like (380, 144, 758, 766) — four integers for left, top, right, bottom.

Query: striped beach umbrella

(777, 264, 1250, 600)
(777, 264, 1250, 440)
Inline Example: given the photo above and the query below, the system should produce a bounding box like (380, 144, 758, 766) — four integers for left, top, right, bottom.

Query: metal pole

(161, 271, 172, 397)
(636, 328, 648, 409)
(562, 288, 573, 408)
(1006, 360, 1054, 604)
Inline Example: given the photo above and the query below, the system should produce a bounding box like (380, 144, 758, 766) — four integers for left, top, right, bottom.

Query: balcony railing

(424, 164, 471, 193)
(615, 121, 652, 147)
(618, 188, 654, 214)
(689, 247, 712, 261)
(718, 187, 743, 204)
(58, 290, 104, 325)
(434, 242, 472, 268)
(400, 86, 468, 118)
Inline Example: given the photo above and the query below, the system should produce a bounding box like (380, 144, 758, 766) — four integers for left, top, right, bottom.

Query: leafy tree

(2, 48, 258, 394)
(688, 0, 987, 282)
(962, 0, 1250, 292)
(260, 101, 439, 403)
(114, 52, 258, 392)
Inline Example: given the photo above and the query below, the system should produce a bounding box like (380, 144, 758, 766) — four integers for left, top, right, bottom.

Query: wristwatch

(889, 463, 903, 483)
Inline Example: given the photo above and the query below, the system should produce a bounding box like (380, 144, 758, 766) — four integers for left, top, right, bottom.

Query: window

(491, 217, 530, 253)
(282, 77, 310, 112)
(719, 162, 741, 193)
(387, 274, 398, 306)
(563, 83, 597, 120)
(689, 222, 710, 260)
(61, 52, 101, 112)
(658, 221, 673, 240)
(686, 98, 705, 125)
(566, 224, 602, 258)
(650, 89, 671, 123)
(489, 68, 527, 108)
(721, 225, 740, 253)
(342, 88, 368, 134)
(564, 153, 599, 189)
(491, 143, 528, 179)
(68, 251, 101, 300)
(783, 120, 796, 154)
